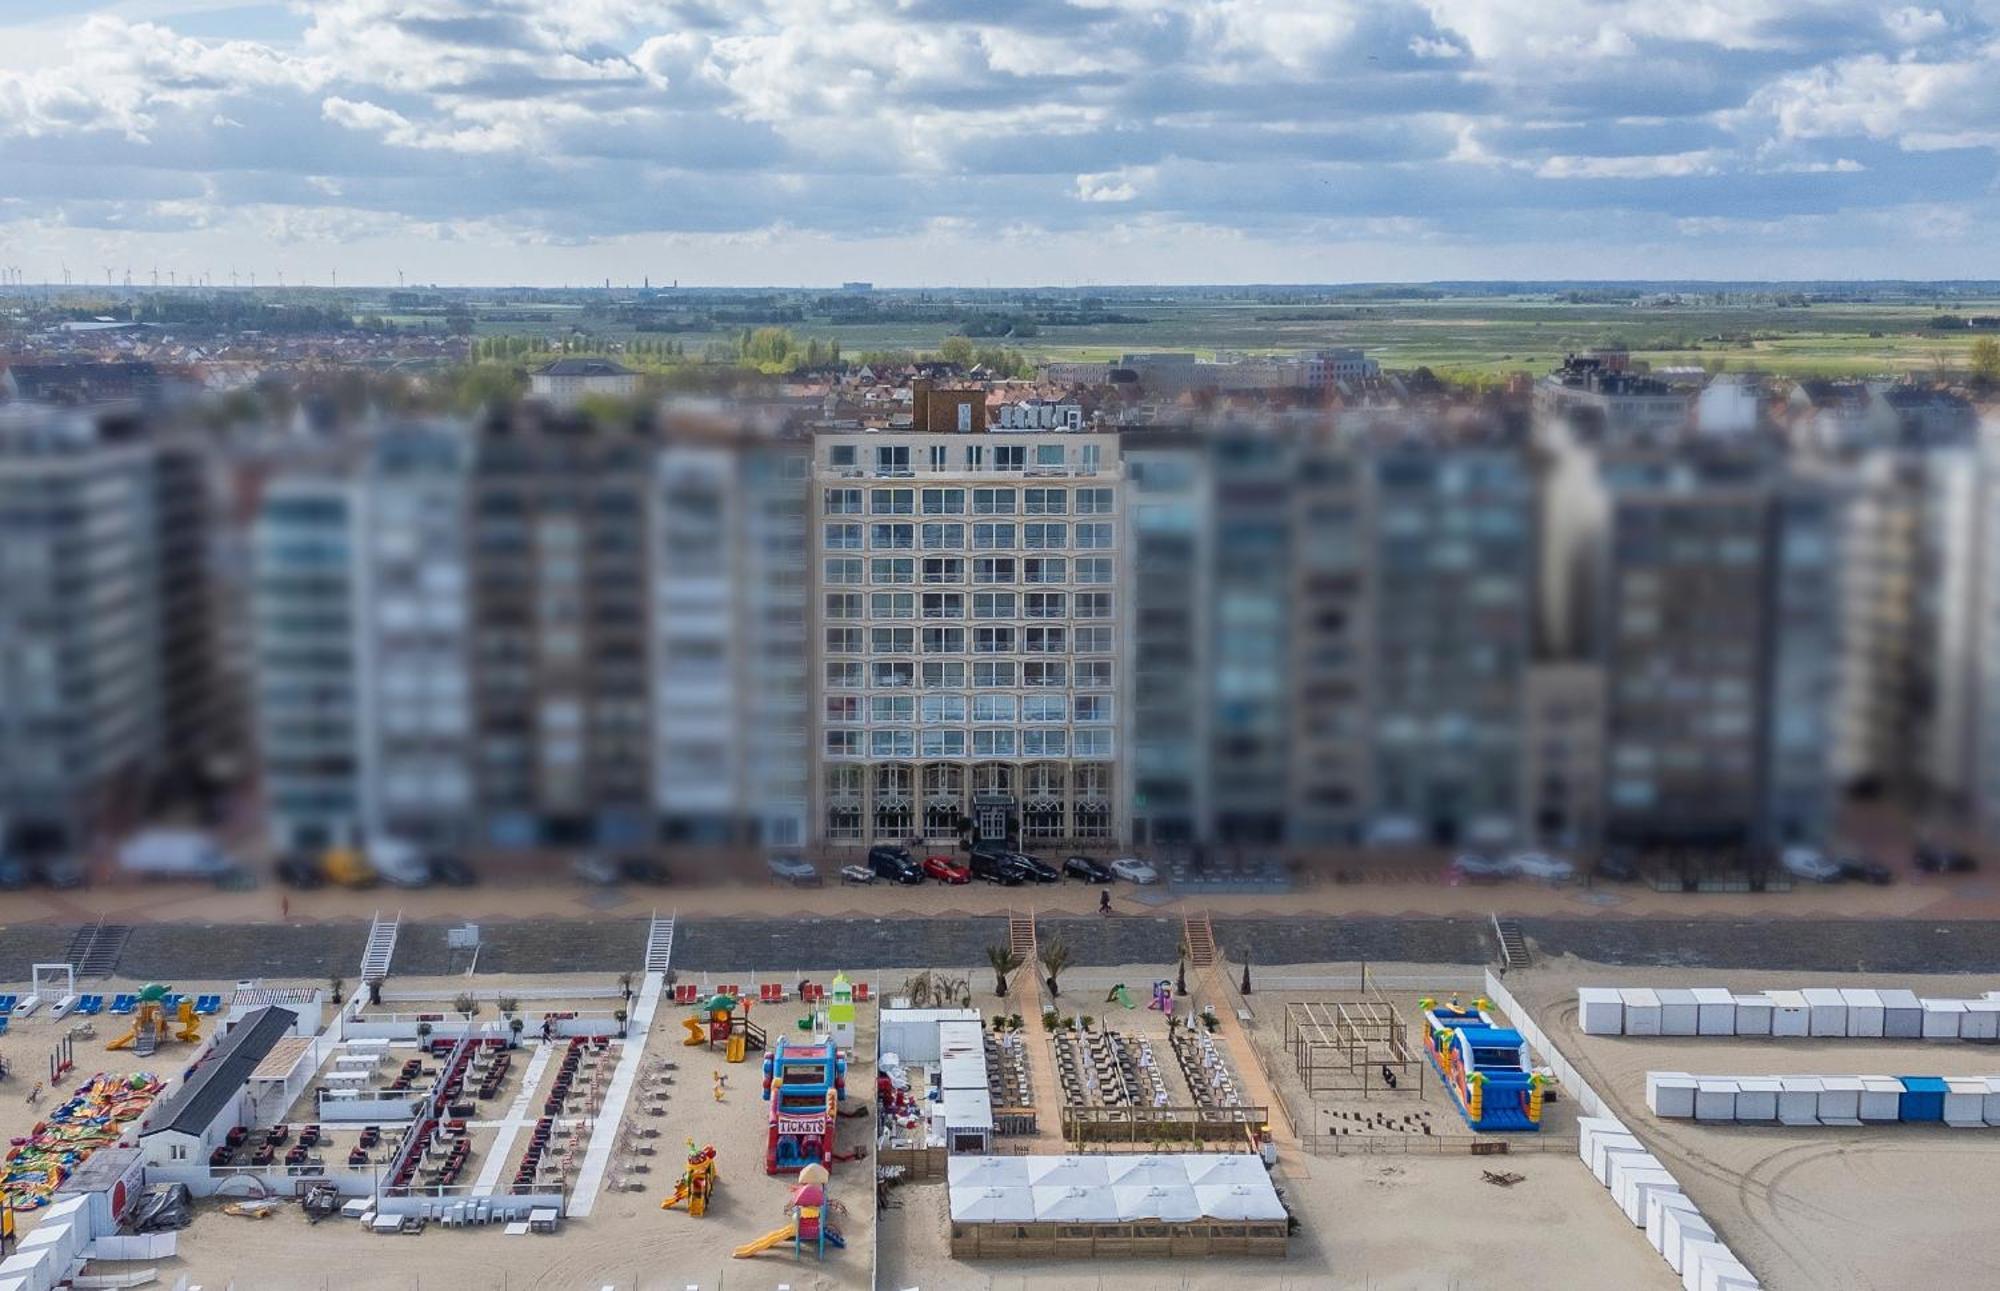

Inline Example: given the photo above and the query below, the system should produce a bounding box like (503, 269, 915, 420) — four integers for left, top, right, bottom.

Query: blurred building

(528, 358, 639, 409)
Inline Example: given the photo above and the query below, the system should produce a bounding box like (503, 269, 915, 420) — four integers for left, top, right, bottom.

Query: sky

(1, 0, 1998, 287)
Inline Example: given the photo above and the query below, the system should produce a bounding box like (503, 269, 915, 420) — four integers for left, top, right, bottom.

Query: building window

(1075, 660, 1112, 688)
(825, 593, 862, 620)
(920, 729, 966, 757)
(973, 523, 1016, 550)
(829, 445, 858, 468)
(973, 660, 1016, 687)
(1073, 729, 1113, 757)
(1075, 557, 1112, 584)
(929, 444, 949, 470)
(973, 729, 1016, 757)
(1074, 591, 1112, 619)
(1035, 444, 1065, 467)
(1078, 487, 1113, 514)
(871, 557, 915, 584)
(923, 488, 965, 514)
(922, 626, 965, 654)
(1075, 522, 1113, 549)
(1074, 799, 1111, 840)
(922, 592, 964, 619)
(1023, 729, 1068, 757)
(871, 729, 916, 757)
(871, 488, 915, 515)
(871, 523, 914, 550)
(871, 591, 915, 619)
(922, 661, 966, 688)
(965, 444, 985, 470)
(1024, 695, 1066, 723)
(826, 661, 863, 688)
(825, 488, 862, 514)
(973, 557, 1015, 583)
(825, 627, 862, 654)
(973, 694, 1017, 722)
(1025, 488, 1067, 515)
(824, 557, 864, 584)
(871, 695, 915, 723)
(922, 694, 967, 723)
(973, 488, 1016, 515)
(1025, 626, 1067, 653)
(1074, 626, 1113, 653)
(973, 626, 1016, 654)
(1025, 591, 1066, 619)
(1024, 523, 1067, 550)
(1024, 660, 1066, 688)
(824, 730, 861, 756)
(1023, 557, 1066, 584)
(922, 557, 963, 583)
(1074, 695, 1112, 723)
(826, 696, 861, 723)
(973, 591, 1016, 618)
(871, 660, 914, 688)
(922, 522, 965, 550)
(995, 445, 1026, 470)
(923, 764, 963, 835)
(871, 627, 914, 653)
(875, 446, 911, 474)
(824, 523, 862, 550)
(874, 764, 913, 834)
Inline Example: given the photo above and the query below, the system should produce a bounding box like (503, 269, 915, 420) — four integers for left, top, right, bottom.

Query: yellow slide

(683, 1017, 707, 1046)
(725, 1032, 747, 1063)
(105, 1023, 140, 1051)
(732, 1224, 794, 1259)
(174, 1000, 201, 1043)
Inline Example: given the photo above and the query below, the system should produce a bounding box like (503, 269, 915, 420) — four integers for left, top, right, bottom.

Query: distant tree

(1972, 336, 2000, 386)
(939, 335, 974, 366)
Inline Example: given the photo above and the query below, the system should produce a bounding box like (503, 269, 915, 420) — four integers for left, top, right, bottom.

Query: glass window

(1024, 660, 1066, 687)
(922, 626, 965, 653)
(922, 661, 965, 688)
(1075, 522, 1113, 549)
(871, 591, 915, 619)
(1073, 728, 1112, 756)
(1074, 695, 1112, 723)
(871, 626, 914, 653)
(825, 729, 860, 755)
(973, 694, 1017, 722)
(964, 444, 985, 469)
(875, 445, 910, 473)
(973, 591, 1016, 618)
(974, 660, 1016, 687)
(922, 488, 965, 514)
(824, 557, 864, 584)
(824, 488, 862, 514)
(1024, 695, 1066, 722)
(871, 557, 914, 584)
(973, 729, 1016, 757)
(1075, 591, 1112, 618)
(825, 696, 861, 723)
(870, 728, 915, 756)
(922, 522, 965, 549)
(1025, 591, 1066, 618)
(829, 445, 857, 467)
(826, 661, 863, 688)
(1025, 626, 1066, 653)
(1025, 488, 1067, 515)
(995, 445, 1026, 470)
(1074, 626, 1113, 653)
(1024, 522, 1067, 549)
(1023, 729, 1067, 756)
(974, 523, 1016, 550)
(1035, 444, 1065, 467)
(824, 523, 862, 550)
(1024, 558, 1066, 585)
(871, 488, 914, 515)
(920, 729, 966, 757)
(825, 592, 862, 619)
(1074, 556, 1112, 583)
(824, 627, 862, 653)
(871, 695, 914, 723)
(921, 694, 966, 723)
(922, 557, 963, 583)
(973, 488, 1016, 514)
(871, 661, 914, 688)
(1077, 487, 1113, 514)
(973, 557, 1016, 583)
(871, 523, 914, 550)
(973, 626, 1016, 653)
(1075, 660, 1112, 688)
(922, 592, 964, 619)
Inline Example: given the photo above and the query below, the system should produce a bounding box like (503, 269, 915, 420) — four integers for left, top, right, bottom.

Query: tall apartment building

(1122, 432, 1208, 848)
(0, 409, 178, 850)
(1543, 444, 1845, 849)
(809, 421, 1121, 849)
(468, 416, 653, 849)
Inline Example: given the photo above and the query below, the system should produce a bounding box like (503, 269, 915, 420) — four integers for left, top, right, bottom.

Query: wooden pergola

(1283, 999, 1424, 1097)
(1058, 1103, 1269, 1152)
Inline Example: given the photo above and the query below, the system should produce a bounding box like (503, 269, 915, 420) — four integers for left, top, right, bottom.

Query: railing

(1304, 1133, 1582, 1158)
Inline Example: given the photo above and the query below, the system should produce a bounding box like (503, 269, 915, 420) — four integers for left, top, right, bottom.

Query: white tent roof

(951, 1185, 1035, 1223)
(1106, 1155, 1193, 1187)
(1193, 1184, 1289, 1221)
(1033, 1186, 1121, 1222)
(1025, 1155, 1111, 1189)
(1114, 1184, 1203, 1222)
(948, 1156, 1028, 1190)
(1182, 1155, 1270, 1187)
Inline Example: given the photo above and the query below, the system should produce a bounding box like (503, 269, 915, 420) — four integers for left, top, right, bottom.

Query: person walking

(1098, 889, 1112, 916)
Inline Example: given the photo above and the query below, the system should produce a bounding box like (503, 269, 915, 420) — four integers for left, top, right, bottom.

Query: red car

(922, 855, 971, 884)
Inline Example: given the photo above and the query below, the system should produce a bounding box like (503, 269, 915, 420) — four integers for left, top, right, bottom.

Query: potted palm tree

(1037, 938, 1073, 999)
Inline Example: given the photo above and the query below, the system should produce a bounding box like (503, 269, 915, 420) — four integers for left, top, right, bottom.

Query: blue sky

(1, 0, 1997, 285)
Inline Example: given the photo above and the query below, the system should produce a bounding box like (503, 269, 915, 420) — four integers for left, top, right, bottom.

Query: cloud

(1536, 150, 1726, 179)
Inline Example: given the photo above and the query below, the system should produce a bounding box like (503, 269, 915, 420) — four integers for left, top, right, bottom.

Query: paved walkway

(471, 1039, 556, 1194)
(566, 970, 662, 1217)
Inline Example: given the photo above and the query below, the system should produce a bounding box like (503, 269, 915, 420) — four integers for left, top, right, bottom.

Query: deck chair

(673, 983, 698, 1005)
(109, 994, 138, 1015)
(76, 994, 103, 1015)
(760, 983, 784, 1004)
(196, 994, 223, 1015)
(0, 994, 17, 1014)
(853, 982, 870, 1002)
(717, 983, 739, 998)
(799, 982, 821, 1003)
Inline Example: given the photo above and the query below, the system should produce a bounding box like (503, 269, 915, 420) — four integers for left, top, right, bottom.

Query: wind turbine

(61, 263, 71, 287)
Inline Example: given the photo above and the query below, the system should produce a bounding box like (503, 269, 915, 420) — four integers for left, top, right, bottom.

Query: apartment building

(1121, 432, 1208, 848)
(1537, 355, 1695, 442)
(529, 358, 640, 409)
(0, 409, 171, 849)
(468, 416, 653, 849)
(1289, 431, 1370, 844)
(809, 420, 1122, 850)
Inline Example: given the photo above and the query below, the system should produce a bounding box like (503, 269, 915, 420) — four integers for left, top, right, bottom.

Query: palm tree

(1038, 938, 1073, 999)
(986, 945, 1023, 998)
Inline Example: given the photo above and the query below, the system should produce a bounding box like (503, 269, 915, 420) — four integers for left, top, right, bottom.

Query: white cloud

(1536, 149, 1725, 179)
(1075, 168, 1153, 203)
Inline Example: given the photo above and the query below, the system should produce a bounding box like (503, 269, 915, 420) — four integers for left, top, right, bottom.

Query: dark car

(1011, 852, 1060, 884)
(429, 852, 478, 887)
(618, 855, 671, 886)
(1063, 855, 1112, 883)
(868, 844, 925, 884)
(275, 853, 325, 890)
(1915, 842, 1978, 874)
(1838, 856, 1894, 886)
(31, 855, 87, 889)
(969, 848, 1026, 886)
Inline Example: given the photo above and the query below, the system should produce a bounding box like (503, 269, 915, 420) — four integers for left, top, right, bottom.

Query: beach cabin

(1578, 988, 1624, 1036)
(1962, 1000, 2000, 1042)
(1590, 1133, 1644, 1185)
(1879, 989, 1924, 1038)
(1693, 1079, 1739, 1122)
(1802, 988, 1848, 1037)
(1817, 1075, 1864, 1124)
(1618, 1165, 1679, 1227)
(1777, 1077, 1822, 1125)
(1766, 991, 1810, 1037)
(1621, 989, 1663, 1036)
(1691, 989, 1735, 1036)
(1944, 1077, 1988, 1126)
(1646, 1189, 1699, 1258)
(1921, 999, 1966, 1040)
(1732, 1077, 1781, 1122)
(1898, 1076, 1947, 1122)
(1840, 988, 1885, 1037)
(1646, 1071, 1698, 1118)
(1730, 995, 1773, 1036)
(1858, 1076, 1904, 1121)
(1660, 1204, 1717, 1276)
(1655, 989, 1699, 1037)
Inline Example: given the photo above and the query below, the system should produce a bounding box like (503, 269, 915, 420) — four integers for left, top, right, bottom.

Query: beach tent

(1106, 1155, 1194, 1188)
(1193, 1183, 1287, 1222)
(1033, 1186, 1119, 1223)
(1113, 1184, 1203, 1223)
(1024, 1155, 1110, 1190)
(1183, 1155, 1269, 1187)
(948, 1155, 1028, 1190)
(951, 1185, 1034, 1224)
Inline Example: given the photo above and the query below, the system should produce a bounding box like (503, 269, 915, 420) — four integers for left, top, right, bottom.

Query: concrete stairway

(360, 911, 400, 983)
(67, 921, 132, 979)
(644, 911, 676, 974)
(1493, 914, 1530, 971)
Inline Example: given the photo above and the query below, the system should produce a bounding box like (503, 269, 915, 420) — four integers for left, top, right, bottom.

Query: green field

(463, 293, 2000, 380)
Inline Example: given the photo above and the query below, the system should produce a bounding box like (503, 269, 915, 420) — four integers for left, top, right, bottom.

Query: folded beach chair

(109, 994, 138, 1015)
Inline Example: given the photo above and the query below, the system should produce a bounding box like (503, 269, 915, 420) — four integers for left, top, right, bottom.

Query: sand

(1515, 960, 2000, 1291)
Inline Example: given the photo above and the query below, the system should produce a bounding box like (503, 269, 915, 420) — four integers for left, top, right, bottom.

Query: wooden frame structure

(1283, 999, 1424, 1097)
(950, 1218, 1288, 1258)
(1058, 1103, 1268, 1151)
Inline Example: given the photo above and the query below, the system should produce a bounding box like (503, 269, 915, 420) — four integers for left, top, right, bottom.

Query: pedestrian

(1098, 889, 1111, 915)
(280, 895, 289, 920)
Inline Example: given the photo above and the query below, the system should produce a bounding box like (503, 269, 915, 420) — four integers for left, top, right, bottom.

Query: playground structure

(105, 985, 201, 1054)
(682, 993, 766, 1065)
(1284, 998, 1424, 1097)
(1150, 980, 1173, 1012)
(659, 1140, 719, 1217)
(1, 1072, 162, 1210)
(760, 1034, 846, 1175)
(1419, 997, 1546, 1132)
(731, 1162, 845, 1261)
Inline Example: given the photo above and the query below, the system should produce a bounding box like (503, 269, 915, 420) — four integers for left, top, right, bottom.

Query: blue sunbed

(110, 994, 138, 1015)
(76, 994, 104, 1015)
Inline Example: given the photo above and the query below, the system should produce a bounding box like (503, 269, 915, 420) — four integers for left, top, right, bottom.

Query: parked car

(371, 838, 433, 889)
(276, 853, 325, 890)
(867, 844, 925, 884)
(572, 853, 621, 887)
(1837, 855, 1894, 886)
(0, 855, 30, 890)
(618, 855, 671, 885)
(1108, 856, 1159, 885)
(1914, 842, 1978, 874)
(428, 852, 477, 887)
(839, 864, 876, 885)
(32, 855, 86, 889)
(1504, 851, 1577, 882)
(922, 854, 971, 884)
(766, 854, 821, 886)
(1446, 853, 1508, 884)
(1780, 847, 1843, 883)
(969, 848, 1027, 886)
(1010, 852, 1060, 884)
(1063, 855, 1112, 883)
